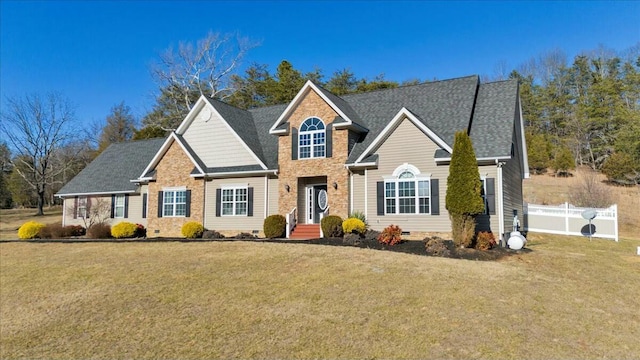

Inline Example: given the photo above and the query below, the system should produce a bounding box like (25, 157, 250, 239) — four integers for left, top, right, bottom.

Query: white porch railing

(524, 202, 618, 241)
(318, 206, 330, 238)
(286, 207, 297, 238)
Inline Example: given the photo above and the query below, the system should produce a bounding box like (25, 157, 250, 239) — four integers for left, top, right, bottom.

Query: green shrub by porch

(263, 215, 286, 238)
(445, 131, 484, 247)
(321, 215, 343, 238)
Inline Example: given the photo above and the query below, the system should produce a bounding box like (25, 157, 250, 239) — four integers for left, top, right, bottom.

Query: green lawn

(1, 234, 639, 359)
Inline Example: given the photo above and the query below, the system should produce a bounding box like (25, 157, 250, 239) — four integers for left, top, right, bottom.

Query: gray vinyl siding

(477, 165, 499, 234)
(204, 176, 266, 232)
(366, 118, 452, 232)
(267, 177, 279, 216)
(501, 115, 525, 236)
(62, 193, 148, 228)
(351, 170, 365, 214)
(182, 104, 260, 168)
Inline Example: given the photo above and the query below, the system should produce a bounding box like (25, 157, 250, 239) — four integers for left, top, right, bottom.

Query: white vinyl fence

(524, 202, 618, 241)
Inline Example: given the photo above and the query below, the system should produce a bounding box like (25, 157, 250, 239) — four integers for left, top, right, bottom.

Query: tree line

(2, 32, 638, 214)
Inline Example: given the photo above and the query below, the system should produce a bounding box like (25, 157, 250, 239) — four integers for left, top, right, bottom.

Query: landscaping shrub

(134, 224, 146, 238)
(363, 229, 381, 245)
(342, 218, 366, 235)
(181, 222, 204, 238)
(233, 232, 256, 239)
(475, 231, 497, 251)
(450, 213, 476, 248)
(424, 236, 454, 257)
(263, 214, 286, 238)
(66, 225, 86, 237)
(202, 230, 225, 239)
(39, 224, 84, 239)
(321, 215, 343, 238)
(348, 211, 368, 228)
(87, 223, 112, 239)
(111, 222, 138, 239)
(18, 221, 45, 240)
(343, 233, 362, 245)
(377, 224, 403, 246)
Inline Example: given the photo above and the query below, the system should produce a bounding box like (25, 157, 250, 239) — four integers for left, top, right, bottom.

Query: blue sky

(1, 1, 638, 127)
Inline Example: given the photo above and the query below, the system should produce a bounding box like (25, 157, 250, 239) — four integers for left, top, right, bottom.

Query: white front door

(305, 184, 328, 224)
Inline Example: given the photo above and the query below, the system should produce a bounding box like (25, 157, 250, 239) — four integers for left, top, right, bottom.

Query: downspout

(62, 198, 66, 227)
(347, 167, 354, 214)
(496, 159, 505, 242)
(264, 175, 268, 219)
(364, 168, 368, 219)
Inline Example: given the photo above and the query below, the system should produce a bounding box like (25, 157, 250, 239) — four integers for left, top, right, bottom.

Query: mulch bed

(277, 237, 527, 261)
(9, 236, 529, 261)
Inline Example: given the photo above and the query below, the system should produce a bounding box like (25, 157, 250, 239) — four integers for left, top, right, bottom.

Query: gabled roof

(56, 138, 165, 196)
(468, 79, 519, 158)
(207, 98, 268, 168)
(344, 75, 480, 163)
(139, 132, 206, 180)
(269, 80, 365, 134)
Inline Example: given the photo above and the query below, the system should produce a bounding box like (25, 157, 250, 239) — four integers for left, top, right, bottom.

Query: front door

(306, 184, 328, 224)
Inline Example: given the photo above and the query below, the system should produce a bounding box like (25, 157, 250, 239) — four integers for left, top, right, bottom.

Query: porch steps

(289, 224, 321, 239)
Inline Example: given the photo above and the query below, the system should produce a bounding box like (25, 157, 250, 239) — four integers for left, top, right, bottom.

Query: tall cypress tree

(446, 131, 484, 247)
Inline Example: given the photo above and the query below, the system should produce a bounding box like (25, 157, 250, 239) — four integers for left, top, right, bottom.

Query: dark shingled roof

(343, 75, 480, 163)
(468, 79, 519, 158)
(56, 138, 165, 196)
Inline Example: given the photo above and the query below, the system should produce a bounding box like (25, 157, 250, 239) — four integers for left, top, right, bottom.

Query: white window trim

(480, 176, 489, 215)
(163, 189, 187, 217)
(114, 194, 125, 218)
(221, 186, 248, 217)
(384, 164, 431, 215)
(299, 117, 326, 159)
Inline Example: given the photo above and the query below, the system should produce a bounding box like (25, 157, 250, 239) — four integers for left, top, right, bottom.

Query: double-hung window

(77, 196, 87, 218)
(163, 189, 186, 217)
(299, 117, 325, 159)
(384, 166, 431, 215)
(222, 187, 247, 216)
(114, 195, 125, 218)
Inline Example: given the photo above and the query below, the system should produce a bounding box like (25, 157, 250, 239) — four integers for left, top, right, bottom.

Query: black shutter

(124, 194, 129, 218)
(376, 181, 385, 215)
(86, 197, 91, 219)
(247, 187, 254, 217)
(157, 191, 163, 218)
(325, 124, 332, 158)
(185, 190, 191, 217)
(215, 189, 221, 217)
(486, 178, 496, 215)
(110, 194, 115, 218)
(291, 127, 298, 160)
(430, 179, 440, 215)
(142, 193, 147, 219)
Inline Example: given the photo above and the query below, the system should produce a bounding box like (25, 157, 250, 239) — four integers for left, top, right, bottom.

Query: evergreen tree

(552, 145, 575, 176)
(445, 131, 484, 247)
(97, 102, 137, 153)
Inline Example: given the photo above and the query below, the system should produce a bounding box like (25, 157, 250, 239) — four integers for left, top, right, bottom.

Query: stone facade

(147, 141, 205, 237)
(277, 90, 351, 221)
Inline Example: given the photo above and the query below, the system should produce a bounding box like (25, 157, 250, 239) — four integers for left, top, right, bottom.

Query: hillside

(523, 168, 640, 239)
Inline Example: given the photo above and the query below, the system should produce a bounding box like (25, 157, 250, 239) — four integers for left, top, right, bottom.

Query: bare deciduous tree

(67, 197, 112, 230)
(0, 93, 75, 215)
(148, 31, 257, 129)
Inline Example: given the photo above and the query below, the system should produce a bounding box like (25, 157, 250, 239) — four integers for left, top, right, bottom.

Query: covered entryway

(297, 176, 328, 225)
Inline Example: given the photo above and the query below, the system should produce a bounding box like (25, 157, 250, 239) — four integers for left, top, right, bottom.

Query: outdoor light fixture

(333, 181, 338, 189)
(285, 184, 290, 192)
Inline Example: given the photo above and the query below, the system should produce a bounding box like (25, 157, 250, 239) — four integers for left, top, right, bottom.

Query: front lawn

(1, 233, 638, 359)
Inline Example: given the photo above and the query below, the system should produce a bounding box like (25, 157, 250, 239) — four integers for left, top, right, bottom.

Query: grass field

(0, 207, 62, 241)
(1, 234, 639, 359)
